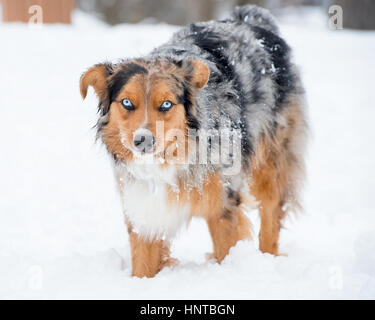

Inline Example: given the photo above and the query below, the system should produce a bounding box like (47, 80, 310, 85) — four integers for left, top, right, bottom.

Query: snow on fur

(0, 9, 374, 299)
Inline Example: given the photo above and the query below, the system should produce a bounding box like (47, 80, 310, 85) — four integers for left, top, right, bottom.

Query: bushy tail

(229, 5, 279, 34)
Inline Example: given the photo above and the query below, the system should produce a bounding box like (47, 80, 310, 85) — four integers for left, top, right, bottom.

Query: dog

(80, 5, 307, 278)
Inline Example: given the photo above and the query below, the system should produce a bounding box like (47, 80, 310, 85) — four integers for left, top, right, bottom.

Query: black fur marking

(251, 26, 295, 108)
(189, 24, 235, 85)
(227, 188, 241, 207)
(222, 208, 233, 220)
(189, 24, 253, 161)
(170, 49, 187, 56)
(108, 63, 148, 103)
(95, 118, 109, 137)
(178, 82, 200, 130)
(164, 56, 184, 68)
(249, 57, 265, 104)
(174, 60, 183, 68)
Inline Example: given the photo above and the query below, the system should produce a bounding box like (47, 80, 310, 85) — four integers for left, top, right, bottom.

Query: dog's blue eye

(121, 99, 134, 110)
(159, 100, 173, 112)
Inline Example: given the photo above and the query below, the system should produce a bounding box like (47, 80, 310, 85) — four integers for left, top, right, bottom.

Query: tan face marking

(103, 70, 187, 160)
(82, 59, 210, 163)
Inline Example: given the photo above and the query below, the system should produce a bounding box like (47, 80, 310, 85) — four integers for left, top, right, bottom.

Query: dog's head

(80, 58, 209, 164)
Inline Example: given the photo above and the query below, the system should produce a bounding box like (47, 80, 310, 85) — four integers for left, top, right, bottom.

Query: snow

(1, 9, 375, 299)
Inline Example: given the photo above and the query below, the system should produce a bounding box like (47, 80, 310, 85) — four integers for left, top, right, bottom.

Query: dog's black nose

(133, 132, 155, 153)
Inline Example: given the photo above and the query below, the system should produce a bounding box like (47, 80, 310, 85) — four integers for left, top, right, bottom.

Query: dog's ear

(80, 63, 113, 99)
(190, 60, 210, 89)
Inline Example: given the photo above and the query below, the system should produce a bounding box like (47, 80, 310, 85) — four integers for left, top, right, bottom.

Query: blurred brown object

(77, 0, 218, 26)
(1, 0, 75, 24)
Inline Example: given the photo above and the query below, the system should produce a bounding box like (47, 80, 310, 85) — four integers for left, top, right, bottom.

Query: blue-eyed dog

(80, 5, 307, 278)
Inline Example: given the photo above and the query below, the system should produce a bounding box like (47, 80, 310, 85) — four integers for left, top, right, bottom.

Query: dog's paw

(162, 257, 180, 268)
(205, 252, 217, 263)
(276, 252, 288, 257)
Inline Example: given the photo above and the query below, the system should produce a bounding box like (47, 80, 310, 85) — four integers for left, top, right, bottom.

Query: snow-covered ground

(0, 8, 374, 299)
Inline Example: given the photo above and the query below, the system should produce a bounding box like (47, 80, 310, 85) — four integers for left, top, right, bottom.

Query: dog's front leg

(127, 226, 173, 278)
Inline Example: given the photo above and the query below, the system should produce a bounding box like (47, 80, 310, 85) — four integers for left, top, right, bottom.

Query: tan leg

(252, 99, 306, 256)
(128, 227, 176, 278)
(250, 136, 288, 256)
(251, 161, 285, 255)
(206, 208, 251, 263)
(258, 199, 284, 255)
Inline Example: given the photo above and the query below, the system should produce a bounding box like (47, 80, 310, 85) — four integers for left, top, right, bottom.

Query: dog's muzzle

(133, 130, 155, 153)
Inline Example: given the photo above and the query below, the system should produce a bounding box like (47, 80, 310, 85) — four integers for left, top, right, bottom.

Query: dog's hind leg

(206, 206, 251, 263)
(250, 99, 306, 255)
(250, 151, 284, 255)
(258, 196, 285, 255)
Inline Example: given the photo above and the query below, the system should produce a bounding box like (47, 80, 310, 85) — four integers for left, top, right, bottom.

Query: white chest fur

(115, 162, 190, 241)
